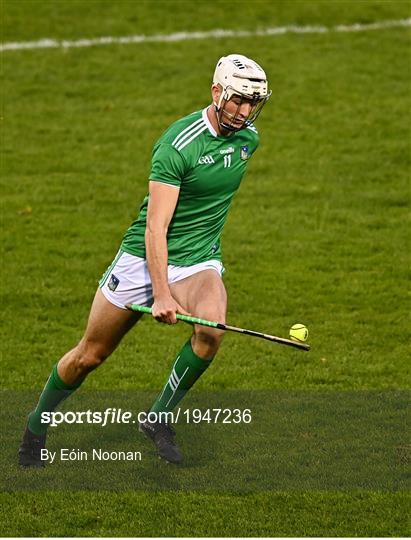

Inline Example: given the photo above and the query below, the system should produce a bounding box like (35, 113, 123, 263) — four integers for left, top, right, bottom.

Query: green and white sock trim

(150, 340, 212, 414)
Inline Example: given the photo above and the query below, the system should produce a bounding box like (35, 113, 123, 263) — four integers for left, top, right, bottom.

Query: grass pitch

(1, 0, 410, 536)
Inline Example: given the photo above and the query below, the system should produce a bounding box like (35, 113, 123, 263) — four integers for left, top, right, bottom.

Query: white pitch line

(1, 18, 410, 53)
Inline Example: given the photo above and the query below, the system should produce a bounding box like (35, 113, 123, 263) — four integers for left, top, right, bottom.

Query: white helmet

(212, 54, 271, 131)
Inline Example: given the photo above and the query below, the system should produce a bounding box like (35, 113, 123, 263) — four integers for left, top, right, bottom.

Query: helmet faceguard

(214, 86, 271, 132)
(213, 54, 271, 133)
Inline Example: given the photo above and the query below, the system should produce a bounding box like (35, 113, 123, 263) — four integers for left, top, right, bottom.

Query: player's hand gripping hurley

(126, 304, 310, 351)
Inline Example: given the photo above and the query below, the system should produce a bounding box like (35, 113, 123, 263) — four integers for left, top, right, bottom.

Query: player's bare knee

(75, 344, 108, 374)
(194, 326, 225, 352)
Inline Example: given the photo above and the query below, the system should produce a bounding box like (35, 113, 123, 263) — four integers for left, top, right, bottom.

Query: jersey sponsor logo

(108, 274, 120, 291)
(198, 155, 215, 164)
(240, 145, 250, 160)
(220, 146, 235, 155)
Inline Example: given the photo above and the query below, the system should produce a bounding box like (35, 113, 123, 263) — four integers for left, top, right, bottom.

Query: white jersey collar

(202, 107, 218, 137)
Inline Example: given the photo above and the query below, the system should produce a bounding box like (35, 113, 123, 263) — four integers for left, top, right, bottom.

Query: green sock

(150, 339, 212, 413)
(28, 364, 83, 436)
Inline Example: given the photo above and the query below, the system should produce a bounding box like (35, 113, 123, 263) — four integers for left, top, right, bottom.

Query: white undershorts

(99, 249, 224, 310)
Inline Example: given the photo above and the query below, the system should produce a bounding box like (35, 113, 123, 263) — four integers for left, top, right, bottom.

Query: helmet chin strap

(213, 98, 243, 134)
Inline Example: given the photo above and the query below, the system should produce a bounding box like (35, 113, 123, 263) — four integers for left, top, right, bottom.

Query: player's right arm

(145, 181, 190, 324)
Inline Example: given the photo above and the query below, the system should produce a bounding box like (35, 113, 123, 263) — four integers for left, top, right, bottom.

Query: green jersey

(121, 108, 259, 266)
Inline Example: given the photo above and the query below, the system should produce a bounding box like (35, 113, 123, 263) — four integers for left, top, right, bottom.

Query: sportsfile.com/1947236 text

(40, 408, 253, 427)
